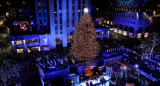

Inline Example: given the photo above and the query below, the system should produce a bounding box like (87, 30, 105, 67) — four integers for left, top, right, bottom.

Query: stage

(77, 75, 110, 86)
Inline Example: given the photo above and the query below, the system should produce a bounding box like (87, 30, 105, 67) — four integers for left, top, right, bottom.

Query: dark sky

(91, 0, 112, 10)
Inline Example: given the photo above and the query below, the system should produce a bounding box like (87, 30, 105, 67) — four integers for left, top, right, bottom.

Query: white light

(153, 11, 156, 14)
(23, 40, 25, 44)
(124, 66, 127, 70)
(12, 41, 14, 46)
(136, 12, 139, 20)
(84, 8, 89, 13)
(123, 31, 127, 36)
(44, 38, 47, 44)
(135, 64, 138, 68)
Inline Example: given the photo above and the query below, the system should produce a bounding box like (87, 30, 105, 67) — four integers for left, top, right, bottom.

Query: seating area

(108, 62, 122, 73)
(122, 55, 160, 80)
(104, 46, 160, 81)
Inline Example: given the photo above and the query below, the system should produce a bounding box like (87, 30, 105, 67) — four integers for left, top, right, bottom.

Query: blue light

(49, 66, 56, 69)
(31, 21, 34, 25)
(13, 24, 18, 26)
(135, 64, 138, 68)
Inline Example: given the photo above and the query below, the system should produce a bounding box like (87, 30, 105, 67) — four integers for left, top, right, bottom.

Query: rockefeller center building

(113, 0, 153, 38)
(10, 0, 110, 53)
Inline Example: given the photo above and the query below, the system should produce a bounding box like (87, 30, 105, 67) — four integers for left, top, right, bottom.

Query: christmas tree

(70, 13, 99, 61)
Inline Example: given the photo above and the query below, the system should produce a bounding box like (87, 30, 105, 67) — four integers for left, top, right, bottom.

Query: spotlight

(84, 8, 89, 13)
(135, 64, 138, 68)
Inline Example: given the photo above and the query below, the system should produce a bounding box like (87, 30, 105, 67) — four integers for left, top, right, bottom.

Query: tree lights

(70, 13, 99, 61)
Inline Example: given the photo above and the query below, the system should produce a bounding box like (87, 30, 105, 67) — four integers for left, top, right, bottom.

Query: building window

(43, 2, 45, 6)
(56, 38, 62, 45)
(44, 23, 46, 26)
(72, 20, 74, 27)
(38, 2, 41, 6)
(17, 49, 23, 53)
(16, 41, 22, 45)
(123, 31, 127, 36)
(129, 33, 132, 38)
(60, 30, 63, 34)
(96, 32, 100, 36)
(144, 32, 149, 37)
(55, 30, 58, 35)
(26, 39, 40, 44)
(19, 9, 22, 12)
(28, 46, 41, 53)
(137, 33, 142, 39)
(54, 0, 57, 11)
(6, 2, 11, 5)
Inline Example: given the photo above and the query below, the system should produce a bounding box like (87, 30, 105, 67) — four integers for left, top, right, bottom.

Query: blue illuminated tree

(0, 58, 21, 86)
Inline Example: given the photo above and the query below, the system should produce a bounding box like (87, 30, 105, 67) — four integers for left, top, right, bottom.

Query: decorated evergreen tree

(70, 13, 99, 61)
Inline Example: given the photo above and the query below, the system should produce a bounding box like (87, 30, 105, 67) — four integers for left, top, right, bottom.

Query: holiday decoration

(70, 14, 99, 61)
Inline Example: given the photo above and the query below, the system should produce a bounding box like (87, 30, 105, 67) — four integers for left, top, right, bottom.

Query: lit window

(19, 9, 22, 12)
(12, 41, 14, 46)
(38, 2, 41, 6)
(114, 28, 117, 33)
(16, 41, 22, 45)
(129, 33, 132, 38)
(6, 2, 11, 5)
(39, 9, 41, 13)
(144, 32, 149, 37)
(6, 12, 9, 17)
(111, 22, 113, 25)
(107, 21, 110, 24)
(137, 33, 142, 38)
(118, 30, 122, 34)
(123, 31, 127, 36)
(17, 49, 23, 53)
(43, 3, 45, 6)
(28, 46, 41, 53)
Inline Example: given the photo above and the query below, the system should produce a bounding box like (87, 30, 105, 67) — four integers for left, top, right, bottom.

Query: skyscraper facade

(10, 0, 110, 53)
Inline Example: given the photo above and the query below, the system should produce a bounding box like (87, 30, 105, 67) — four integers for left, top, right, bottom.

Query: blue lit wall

(113, 0, 151, 38)
(10, 28, 110, 53)
(45, 68, 69, 80)
(35, 0, 48, 30)
(42, 0, 91, 49)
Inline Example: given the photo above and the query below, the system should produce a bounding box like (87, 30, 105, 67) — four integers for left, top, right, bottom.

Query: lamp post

(135, 64, 139, 78)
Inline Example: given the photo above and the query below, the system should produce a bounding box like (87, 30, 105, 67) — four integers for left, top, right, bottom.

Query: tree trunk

(2, 80, 6, 86)
(151, 44, 155, 55)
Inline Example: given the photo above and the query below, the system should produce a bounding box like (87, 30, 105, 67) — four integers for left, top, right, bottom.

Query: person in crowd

(86, 81, 89, 86)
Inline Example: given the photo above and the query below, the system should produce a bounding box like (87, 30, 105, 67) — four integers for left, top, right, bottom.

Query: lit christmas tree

(70, 13, 99, 61)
